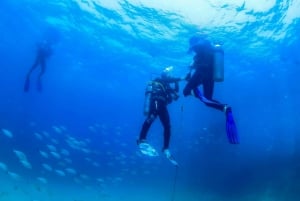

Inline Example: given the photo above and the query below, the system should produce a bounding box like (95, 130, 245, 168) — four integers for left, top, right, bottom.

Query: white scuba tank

(143, 82, 153, 116)
(213, 44, 224, 82)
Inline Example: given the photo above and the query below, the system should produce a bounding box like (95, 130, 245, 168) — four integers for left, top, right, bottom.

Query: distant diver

(183, 34, 239, 144)
(24, 26, 60, 92)
(137, 66, 182, 166)
(24, 40, 53, 92)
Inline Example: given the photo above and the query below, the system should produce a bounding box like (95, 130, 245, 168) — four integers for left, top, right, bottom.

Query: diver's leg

(138, 100, 158, 142)
(37, 60, 46, 91)
(202, 80, 238, 143)
(198, 80, 226, 111)
(183, 71, 201, 97)
(27, 56, 41, 77)
(183, 72, 222, 109)
(203, 78, 214, 100)
(24, 57, 40, 92)
(159, 104, 178, 166)
(138, 114, 156, 142)
(158, 105, 171, 150)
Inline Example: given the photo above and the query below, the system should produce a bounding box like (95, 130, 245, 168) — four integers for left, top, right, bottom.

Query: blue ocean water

(0, 0, 300, 200)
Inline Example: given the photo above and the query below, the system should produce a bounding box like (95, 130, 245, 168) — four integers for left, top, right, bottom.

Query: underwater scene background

(0, 0, 300, 201)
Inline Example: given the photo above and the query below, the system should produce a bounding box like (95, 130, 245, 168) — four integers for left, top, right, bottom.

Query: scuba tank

(213, 44, 224, 82)
(143, 82, 153, 116)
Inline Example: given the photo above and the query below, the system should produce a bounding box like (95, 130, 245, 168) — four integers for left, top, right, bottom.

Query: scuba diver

(24, 40, 53, 92)
(137, 66, 182, 166)
(183, 34, 239, 144)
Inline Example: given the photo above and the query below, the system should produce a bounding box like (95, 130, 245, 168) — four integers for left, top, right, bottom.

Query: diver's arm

(163, 77, 182, 83)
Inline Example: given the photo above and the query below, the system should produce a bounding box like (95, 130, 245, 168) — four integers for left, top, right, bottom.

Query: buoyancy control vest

(143, 80, 171, 116)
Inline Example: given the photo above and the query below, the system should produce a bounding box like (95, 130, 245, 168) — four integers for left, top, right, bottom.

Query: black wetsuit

(183, 40, 226, 111)
(24, 41, 52, 92)
(139, 76, 180, 150)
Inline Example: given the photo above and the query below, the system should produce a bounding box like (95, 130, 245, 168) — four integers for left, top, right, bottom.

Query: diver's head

(161, 66, 174, 78)
(188, 33, 209, 53)
(43, 26, 61, 45)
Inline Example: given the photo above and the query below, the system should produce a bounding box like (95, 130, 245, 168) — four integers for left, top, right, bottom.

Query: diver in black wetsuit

(24, 40, 53, 92)
(137, 66, 181, 164)
(183, 34, 239, 144)
(183, 35, 226, 111)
